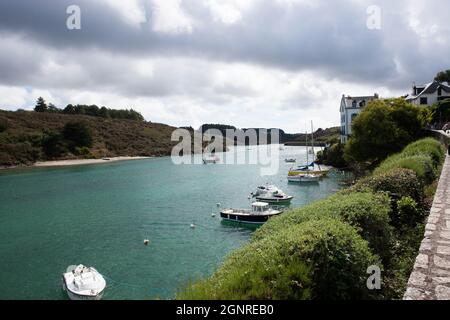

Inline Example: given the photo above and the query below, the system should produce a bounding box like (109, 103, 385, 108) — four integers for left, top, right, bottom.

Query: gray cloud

(0, 0, 449, 130)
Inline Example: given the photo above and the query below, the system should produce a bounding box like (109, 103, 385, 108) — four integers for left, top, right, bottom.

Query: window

(438, 87, 442, 96)
(420, 97, 428, 105)
(341, 126, 346, 135)
(359, 100, 366, 107)
(352, 100, 357, 108)
(351, 113, 358, 122)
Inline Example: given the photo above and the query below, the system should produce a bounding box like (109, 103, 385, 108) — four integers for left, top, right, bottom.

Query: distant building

(340, 94, 379, 143)
(405, 80, 450, 106)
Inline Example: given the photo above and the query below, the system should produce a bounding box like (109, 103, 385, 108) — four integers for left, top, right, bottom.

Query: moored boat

(220, 202, 283, 224)
(252, 185, 293, 204)
(202, 154, 220, 164)
(62, 264, 106, 300)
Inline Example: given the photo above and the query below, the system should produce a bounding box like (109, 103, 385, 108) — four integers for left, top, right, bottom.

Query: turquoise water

(0, 146, 349, 300)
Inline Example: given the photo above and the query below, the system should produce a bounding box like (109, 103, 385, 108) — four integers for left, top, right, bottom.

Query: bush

(42, 131, 67, 158)
(253, 192, 392, 264)
(349, 168, 423, 206)
(396, 196, 423, 230)
(317, 142, 347, 168)
(373, 154, 436, 185)
(401, 137, 445, 168)
(178, 218, 379, 300)
(63, 121, 93, 148)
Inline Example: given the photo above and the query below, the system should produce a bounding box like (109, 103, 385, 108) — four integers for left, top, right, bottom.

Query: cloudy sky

(0, 0, 449, 132)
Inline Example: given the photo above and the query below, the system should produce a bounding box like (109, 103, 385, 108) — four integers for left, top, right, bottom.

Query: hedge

(348, 168, 423, 206)
(178, 218, 379, 300)
(373, 154, 435, 185)
(253, 192, 392, 264)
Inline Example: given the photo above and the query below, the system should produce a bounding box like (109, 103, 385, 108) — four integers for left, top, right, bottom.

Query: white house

(340, 94, 379, 143)
(405, 80, 450, 106)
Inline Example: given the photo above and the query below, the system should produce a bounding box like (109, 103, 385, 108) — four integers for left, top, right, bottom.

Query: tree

(34, 97, 48, 112)
(63, 122, 93, 148)
(42, 131, 66, 158)
(48, 103, 60, 113)
(435, 69, 450, 83)
(344, 99, 426, 166)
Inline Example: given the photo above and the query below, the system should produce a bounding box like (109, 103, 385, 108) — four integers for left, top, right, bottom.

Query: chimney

(374, 93, 379, 99)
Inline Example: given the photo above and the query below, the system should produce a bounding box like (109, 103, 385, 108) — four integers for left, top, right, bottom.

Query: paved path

(404, 154, 450, 300)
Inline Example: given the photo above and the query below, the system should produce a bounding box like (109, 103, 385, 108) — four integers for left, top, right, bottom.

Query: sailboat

(287, 121, 328, 182)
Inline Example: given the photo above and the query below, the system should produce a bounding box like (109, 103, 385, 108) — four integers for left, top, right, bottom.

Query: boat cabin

(251, 202, 270, 213)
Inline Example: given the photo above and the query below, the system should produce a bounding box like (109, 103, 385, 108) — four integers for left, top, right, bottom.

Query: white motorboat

(220, 202, 283, 224)
(62, 264, 106, 300)
(252, 185, 293, 204)
(252, 185, 280, 197)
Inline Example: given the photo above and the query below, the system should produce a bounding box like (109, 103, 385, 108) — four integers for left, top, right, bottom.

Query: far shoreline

(0, 156, 153, 171)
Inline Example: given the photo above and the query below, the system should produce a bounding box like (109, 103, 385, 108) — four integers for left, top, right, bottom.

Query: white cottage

(405, 80, 450, 106)
(340, 94, 379, 143)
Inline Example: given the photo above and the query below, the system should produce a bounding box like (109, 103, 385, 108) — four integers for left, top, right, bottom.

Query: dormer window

(359, 100, 366, 107)
(352, 100, 357, 108)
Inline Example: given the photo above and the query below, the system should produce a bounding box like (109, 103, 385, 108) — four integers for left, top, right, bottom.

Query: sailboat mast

(311, 121, 315, 164)
(305, 131, 309, 165)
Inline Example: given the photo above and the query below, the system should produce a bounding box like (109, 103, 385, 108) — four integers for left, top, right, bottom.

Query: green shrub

(253, 192, 392, 264)
(349, 168, 423, 205)
(374, 154, 435, 185)
(178, 218, 379, 300)
(396, 196, 423, 229)
(73, 146, 93, 158)
(401, 138, 445, 168)
(63, 121, 93, 148)
(42, 131, 67, 159)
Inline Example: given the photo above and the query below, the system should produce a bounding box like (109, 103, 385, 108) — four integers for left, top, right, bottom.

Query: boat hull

(220, 212, 281, 224)
(288, 175, 320, 183)
(255, 196, 293, 204)
(62, 279, 105, 300)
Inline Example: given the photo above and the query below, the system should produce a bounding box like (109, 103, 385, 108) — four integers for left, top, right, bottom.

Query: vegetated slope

(0, 110, 178, 166)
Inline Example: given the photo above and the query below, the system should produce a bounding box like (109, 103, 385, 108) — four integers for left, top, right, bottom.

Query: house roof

(341, 95, 378, 109)
(406, 81, 450, 100)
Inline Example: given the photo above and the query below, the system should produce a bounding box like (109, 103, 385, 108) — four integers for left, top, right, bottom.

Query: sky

(0, 0, 449, 133)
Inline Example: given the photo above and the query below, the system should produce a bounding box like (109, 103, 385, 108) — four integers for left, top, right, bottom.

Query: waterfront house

(405, 80, 450, 106)
(340, 93, 379, 143)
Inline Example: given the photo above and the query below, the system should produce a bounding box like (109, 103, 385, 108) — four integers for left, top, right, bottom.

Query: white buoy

(190, 223, 196, 229)
(211, 213, 216, 217)
(144, 239, 150, 246)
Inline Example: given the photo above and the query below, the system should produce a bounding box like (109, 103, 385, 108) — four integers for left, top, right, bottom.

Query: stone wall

(404, 131, 450, 300)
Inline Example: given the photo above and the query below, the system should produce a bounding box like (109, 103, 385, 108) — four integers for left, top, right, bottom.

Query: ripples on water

(0, 146, 351, 299)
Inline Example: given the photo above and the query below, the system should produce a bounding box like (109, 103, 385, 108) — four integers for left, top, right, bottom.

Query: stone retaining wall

(404, 132, 450, 300)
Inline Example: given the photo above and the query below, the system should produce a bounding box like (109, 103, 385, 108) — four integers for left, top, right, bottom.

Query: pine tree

(34, 97, 48, 112)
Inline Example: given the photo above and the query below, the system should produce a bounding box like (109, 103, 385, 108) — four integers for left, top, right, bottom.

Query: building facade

(340, 94, 379, 143)
(405, 81, 450, 106)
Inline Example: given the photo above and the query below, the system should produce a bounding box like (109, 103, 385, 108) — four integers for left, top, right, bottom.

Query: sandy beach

(33, 156, 151, 168)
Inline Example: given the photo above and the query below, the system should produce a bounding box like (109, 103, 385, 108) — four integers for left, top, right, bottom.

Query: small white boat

(252, 185, 280, 197)
(62, 265, 106, 300)
(252, 185, 293, 204)
(288, 173, 320, 183)
(202, 154, 220, 164)
(220, 202, 283, 224)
